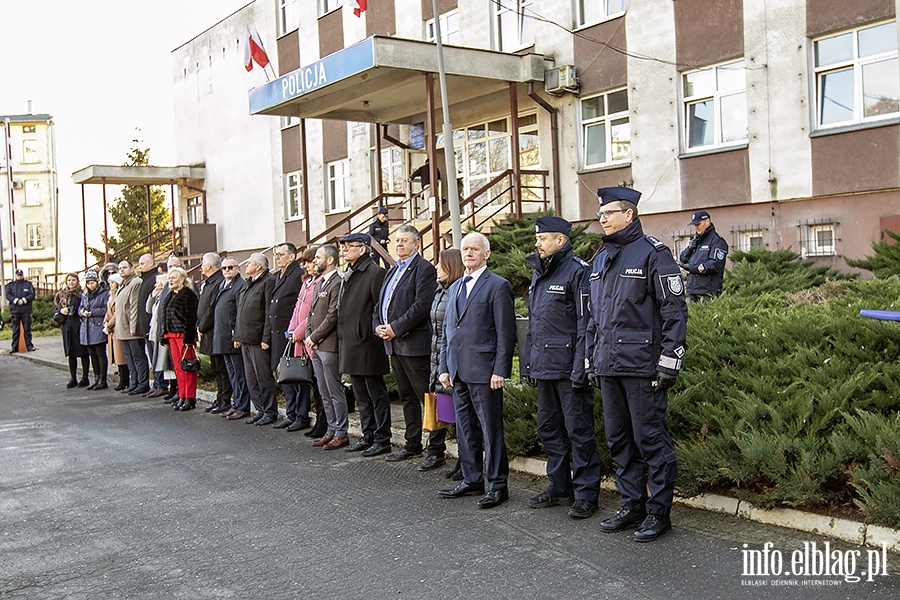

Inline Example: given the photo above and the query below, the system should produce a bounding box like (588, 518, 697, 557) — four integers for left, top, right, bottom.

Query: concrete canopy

(72, 165, 205, 187)
(249, 36, 549, 124)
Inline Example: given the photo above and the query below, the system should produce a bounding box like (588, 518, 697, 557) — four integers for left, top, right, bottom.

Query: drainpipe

(527, 83, 561, 215)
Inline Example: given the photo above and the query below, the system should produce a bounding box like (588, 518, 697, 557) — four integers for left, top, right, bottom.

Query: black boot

(78, 376, 90, 388)
(180, 398, 196, 411)
(66, 379, 78, 389)
(173, 398, 185, 411)
(114, 365, 129, 391)
(86, 379, 99, 390)
(94, 378, 108, 390)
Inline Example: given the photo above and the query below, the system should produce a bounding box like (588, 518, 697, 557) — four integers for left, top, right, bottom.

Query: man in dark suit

(337, 233, 391, 456)
(268, 243, 306, 428)
(196, 252, 231, 413)
(234, 253, 277, 426)
(216, 257, 251, 420)
(136, 253, 165, 397)
(374, 225, 438, 464)
(439, 231, 516, 509)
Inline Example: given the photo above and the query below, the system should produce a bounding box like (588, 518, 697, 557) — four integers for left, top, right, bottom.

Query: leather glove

(587, 373, 600, 389)
(688, 236, 699, 250)
(523, 376, 537, 388)
(572, 380, 590, 392)
(653, 372, 678, 392)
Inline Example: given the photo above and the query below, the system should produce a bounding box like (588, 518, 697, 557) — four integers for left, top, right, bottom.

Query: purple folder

(860, 309, 900, 321)
(435, 392, 455, 423)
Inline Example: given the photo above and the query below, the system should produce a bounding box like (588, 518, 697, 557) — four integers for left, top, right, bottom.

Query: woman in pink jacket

(284, 247, 323, 433)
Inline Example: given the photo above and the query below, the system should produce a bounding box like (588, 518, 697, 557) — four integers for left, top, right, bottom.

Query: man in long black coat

(214, 258, 250, 420)
(268, 243, 305, 428)
(337, 233, 391, 456)
(197, 252, 231, 413)
(234, 253, 277, 426)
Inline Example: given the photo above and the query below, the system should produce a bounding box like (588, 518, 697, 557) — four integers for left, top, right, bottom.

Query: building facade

(173, 0, 900, 271)
(1, 113, 59, 284)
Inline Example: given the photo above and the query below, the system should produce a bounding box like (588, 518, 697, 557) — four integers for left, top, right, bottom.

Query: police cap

(597, 186, 641, 207)
(535, 216, 572, 235)
(339, 233, 370, 246)
(689, 210, 711, 225)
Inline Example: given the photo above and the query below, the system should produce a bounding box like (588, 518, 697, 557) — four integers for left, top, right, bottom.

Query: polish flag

(352, 0, 367, 18)
(244, 26, 270, 72)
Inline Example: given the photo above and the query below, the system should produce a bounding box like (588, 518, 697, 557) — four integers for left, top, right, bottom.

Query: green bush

(845, 229, 900, 278)
(2, 295, 58, 333)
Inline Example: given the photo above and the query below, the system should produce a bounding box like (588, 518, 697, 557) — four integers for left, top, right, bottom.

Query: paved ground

(1, 354, 899, 599)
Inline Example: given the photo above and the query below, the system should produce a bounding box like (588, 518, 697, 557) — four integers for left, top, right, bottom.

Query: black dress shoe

(244, 413, 263, 424)
(599, 508, 647, 533)
(210, 404, 231, 414)
(255, 415, 277, 426)
(360, 443, 391, 457)
(204, 403, 216, 413)
(438, 482, 485, 498)
(66, 379, 78, 389)
(527, 490, 574, 509)
(633, 514, 672, 542)
(129, 387, 151, 395)
(385, 448, 422, 462)
(285, 420, 311, 432)
(568, 499, 599, 519)
(86, 380, 99, 390)
(78, 378, 90, 387)
(272, 419, 293, 429)
(345, 439, 371, 452)
(417, 455, 446, 471)
(476, 488, 509, 509)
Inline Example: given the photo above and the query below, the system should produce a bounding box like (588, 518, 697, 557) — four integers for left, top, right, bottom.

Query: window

(26, 224, 42, 249)
(280, 116, 298, 129)
(683, 60, 748, 151)
(735, 229, 765, 252)
(27, 267, 43, 282)
(672, 233, 693, 257)
(577, 0, 625, 27)
(495, 0, 535, 51)
(581, 89, 631, 168)
(186, 196, 203, 224)
(22, 125, 36, 134)
(279, 0, 300, 35)
(326, 159, 350, 213)
(814, 21, 899, 128)
(801, 221, 836, 257)
(426, 10, 460, 44)
(285, 171, 302, 219)
(380, 148, 403, 194)
(319, 0, 342, 17)
(23, 180, 41, 206)
(22, 139, 39, 163)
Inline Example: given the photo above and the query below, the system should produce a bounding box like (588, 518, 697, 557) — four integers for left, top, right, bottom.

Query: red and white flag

(351, 0, 367, 18)
(244, 26, 270, 72)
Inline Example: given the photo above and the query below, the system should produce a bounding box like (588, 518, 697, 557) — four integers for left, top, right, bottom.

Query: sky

(0, 0, 252, 271)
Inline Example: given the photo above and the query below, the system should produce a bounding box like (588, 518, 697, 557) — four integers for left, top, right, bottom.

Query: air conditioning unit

(545, 65, 579, 95)
(12, 180, 23, 189)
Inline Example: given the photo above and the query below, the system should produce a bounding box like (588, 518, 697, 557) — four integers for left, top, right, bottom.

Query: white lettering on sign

(281, 62, 329, 99)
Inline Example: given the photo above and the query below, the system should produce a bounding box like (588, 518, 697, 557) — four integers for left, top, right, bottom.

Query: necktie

(456, 275, 473, 315)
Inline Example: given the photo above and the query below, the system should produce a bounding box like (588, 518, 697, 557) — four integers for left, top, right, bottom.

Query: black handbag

(52, 308, 67, 326)
(276, 342, 313, 384)
(180, 344, 201, 373)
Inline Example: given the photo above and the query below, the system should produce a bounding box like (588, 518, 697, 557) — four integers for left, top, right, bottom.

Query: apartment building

(1, 113, 59, 284)
(173, 0, 900, 269)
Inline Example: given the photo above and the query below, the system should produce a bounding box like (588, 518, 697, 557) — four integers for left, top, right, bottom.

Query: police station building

(172, 0, 900, 270)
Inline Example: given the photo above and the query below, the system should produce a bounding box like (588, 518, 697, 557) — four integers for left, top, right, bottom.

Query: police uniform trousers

(241, 343, 277, 418)
(349, 374, 392, 446)
(536, 379, 601, 502)
(10, 313, 33, 351)
(453, 380, 509, 491)
(599, 376, 677, 516)
(391, 354, 447, 455)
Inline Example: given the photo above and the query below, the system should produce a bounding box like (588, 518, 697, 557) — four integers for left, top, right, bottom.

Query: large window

(279, 0, 300, 35)
(495, 0, 535, 51)
(26, 224, 42, 249)
(426, 10, 460, 44)
(326, 159, 350, 213)
(319, 0, 342, 17)
(581, 89, 631, 168)
(814, 20, 899, 129)
(683, 60, 748, 151)
(285, 171, 302, 219)
(577, 0, 625, 27)
(380, 148, 404, 194)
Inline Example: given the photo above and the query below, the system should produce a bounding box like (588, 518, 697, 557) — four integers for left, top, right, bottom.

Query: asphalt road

(1, 356, 898, 599)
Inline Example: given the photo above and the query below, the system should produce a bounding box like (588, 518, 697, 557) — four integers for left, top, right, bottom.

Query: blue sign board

(249, 37, 376, 115)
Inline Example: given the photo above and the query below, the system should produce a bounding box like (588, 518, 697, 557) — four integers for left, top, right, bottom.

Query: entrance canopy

(249, 36, 549, 124)
(72, 165, 205, 187)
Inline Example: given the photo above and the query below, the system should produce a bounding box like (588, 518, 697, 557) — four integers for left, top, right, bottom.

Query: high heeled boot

(179, 398, 196, 411)
(173, 398, 185, 411)
(114, 365, 129, 391)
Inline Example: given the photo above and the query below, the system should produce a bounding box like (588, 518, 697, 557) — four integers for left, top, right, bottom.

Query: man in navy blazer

(438, 231, 516, 509)
(374, 225, 438, 465)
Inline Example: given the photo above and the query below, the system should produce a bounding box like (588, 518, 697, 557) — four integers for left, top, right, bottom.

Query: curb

(13, 351, 900, 555)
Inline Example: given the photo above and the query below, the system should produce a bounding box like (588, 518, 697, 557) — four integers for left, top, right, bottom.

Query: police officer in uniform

(522, 217, 601, 519)
(677, 209, 728, 302)
(586, 187, 688, 542)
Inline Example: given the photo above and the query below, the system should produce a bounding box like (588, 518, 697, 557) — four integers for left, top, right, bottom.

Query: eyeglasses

(342, 244, 366, 249)
(597, 209, 628, 220)
(222, 266, 237, 270)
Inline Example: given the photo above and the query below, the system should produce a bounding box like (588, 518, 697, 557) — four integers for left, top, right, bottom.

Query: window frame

(576, 0, 626, 28)
(426, 9, 461, 44)
(801, 222, 837, 258)
(319, 0, 343, 17)
(579, 88, 631, 169)
(278, 0, 300, 36)
(812, 20, 900, 130)
(494, 0, 535, 52)
(285, 171, 303, 220)
(21, 139, 39, 164)
(186, 196, 203, 225)
(23, 180, 41, 206)
(325, 159, 351, 214)
(681, 59, 748, 153)
(25, 223, 42, 249)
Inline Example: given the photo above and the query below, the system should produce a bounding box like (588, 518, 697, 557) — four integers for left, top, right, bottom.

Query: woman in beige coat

(103, 274, 129, 390)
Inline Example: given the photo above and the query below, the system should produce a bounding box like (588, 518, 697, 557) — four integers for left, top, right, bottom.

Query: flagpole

(431, 1, 462, 248)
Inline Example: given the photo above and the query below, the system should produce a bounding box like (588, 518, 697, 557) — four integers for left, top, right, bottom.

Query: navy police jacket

(586, 219, 688, 378)
(678, 224, 728, 296)
(522, 241, 590, 383)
